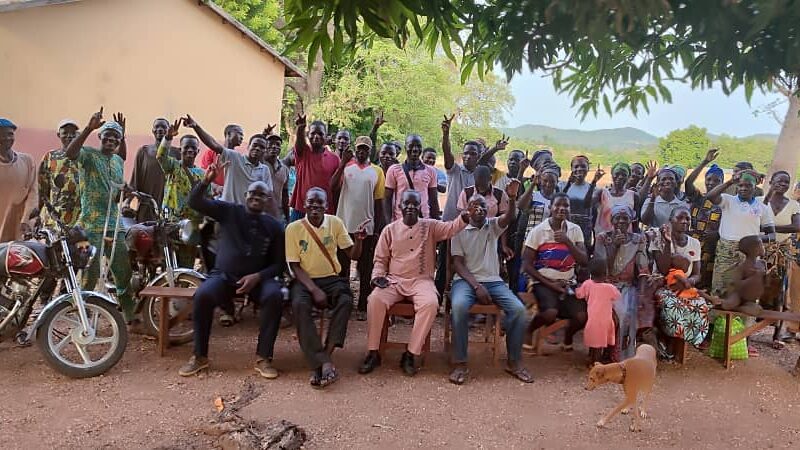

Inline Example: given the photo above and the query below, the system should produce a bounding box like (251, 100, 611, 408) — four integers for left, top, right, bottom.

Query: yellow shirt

(286, 215, 353, 278)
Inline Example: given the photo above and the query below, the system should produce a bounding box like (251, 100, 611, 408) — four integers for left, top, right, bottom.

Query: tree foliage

(215, 0, 284, 48)
(282, 1, 800, 118)
(657, 126, 711, 167)
(313, 40, 514, 148)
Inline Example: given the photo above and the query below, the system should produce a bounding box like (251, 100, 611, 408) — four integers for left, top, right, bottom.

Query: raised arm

(476, 134, 509, 166)
(113, 112, 127, 161)
(498, 180, 520, 229)
(182, 114, 224, 154)
(188, 163, 227, 221)
(585, 166, 604, 207)
(293, 114, 308, 159)
(707, 170, 743, 205)
(685, 149, 719, 197)
(66, 108, 105, 160)
(441, 114, 455, 170)
(637, 160, 658, 199)
(516, 174, 538, 211)
(369, 112, 385, 164)
(330, 147, 352, 194)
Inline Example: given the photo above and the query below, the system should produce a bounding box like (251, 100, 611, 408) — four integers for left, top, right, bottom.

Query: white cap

(57, 119, 79, 131)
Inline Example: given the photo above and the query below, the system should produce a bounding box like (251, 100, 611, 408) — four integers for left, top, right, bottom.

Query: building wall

(0, 0, 287, 174)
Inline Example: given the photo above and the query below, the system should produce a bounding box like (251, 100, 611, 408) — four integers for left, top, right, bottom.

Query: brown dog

(586, 344, 657, 432)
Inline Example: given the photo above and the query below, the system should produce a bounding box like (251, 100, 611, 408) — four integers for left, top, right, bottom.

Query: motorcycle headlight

(178, 219, 196, 245)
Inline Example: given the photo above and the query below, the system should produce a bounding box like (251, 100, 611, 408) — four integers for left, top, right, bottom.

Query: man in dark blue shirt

(179, 163, 285, 379)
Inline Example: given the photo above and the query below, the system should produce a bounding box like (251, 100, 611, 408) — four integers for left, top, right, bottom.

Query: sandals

(772, 340, 786, 350)
(219, 313, 235, 327)
(505, 366, 535, 383)
(448, 366, 469, 385)
(311, 365, 340, 389)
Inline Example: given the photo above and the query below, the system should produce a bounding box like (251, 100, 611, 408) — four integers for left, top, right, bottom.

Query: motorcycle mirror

(178, 219, 194, 244)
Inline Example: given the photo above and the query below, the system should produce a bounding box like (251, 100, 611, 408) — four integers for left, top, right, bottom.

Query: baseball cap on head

(355, 136, 373, 148)
(57, 119, 79, 131)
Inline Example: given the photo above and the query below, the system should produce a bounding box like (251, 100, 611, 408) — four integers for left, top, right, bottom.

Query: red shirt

(198, 148, 226, 186)
(290, 143, 340, 213)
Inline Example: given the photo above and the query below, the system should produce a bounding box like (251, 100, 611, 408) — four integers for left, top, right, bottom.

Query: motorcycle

(124, 192, 205, 345)
(0, 206, 127, 378)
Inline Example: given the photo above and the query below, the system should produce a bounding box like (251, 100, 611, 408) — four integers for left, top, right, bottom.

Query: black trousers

(337, 234, 377, 311)
(291, 276, 352, 369)
(434, 241, 448, 300)
(192, 271, 282, 359)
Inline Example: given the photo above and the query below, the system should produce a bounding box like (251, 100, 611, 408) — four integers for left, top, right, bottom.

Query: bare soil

(1, 312, 799, 449)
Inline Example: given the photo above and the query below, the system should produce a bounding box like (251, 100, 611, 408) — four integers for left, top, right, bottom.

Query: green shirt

(75, 147, 125, 232)
(156, 138, 206, 224)
(38, 149, 81, 226)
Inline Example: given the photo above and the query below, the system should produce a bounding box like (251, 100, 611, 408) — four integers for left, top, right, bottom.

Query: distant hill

(502, 125, 659, 150)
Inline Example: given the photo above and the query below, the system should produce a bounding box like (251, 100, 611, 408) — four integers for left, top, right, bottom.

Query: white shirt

(648, 233, 702, 277)
(717, 193, 774, 241)
(756, 196, 800, 243)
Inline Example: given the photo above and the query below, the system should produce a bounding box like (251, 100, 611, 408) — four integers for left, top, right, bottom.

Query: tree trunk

(282, 48, 325, 146)
(767, 94, 800, 183)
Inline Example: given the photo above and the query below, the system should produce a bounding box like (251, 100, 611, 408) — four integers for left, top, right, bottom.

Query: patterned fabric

(38, 150, 81, 226)
(709, 315, 748, 360)
(656, 288, 710, 346)
(614, 284, 639, 360)
(690, 196, 721, 288)
(156, 139, 205, 224)
(75, 147, 125, 232)
(711, 238, 743, 295)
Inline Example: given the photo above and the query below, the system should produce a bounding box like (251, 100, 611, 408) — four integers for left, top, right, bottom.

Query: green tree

(215, 0, 283, 47)
(657, 126, 710, 167)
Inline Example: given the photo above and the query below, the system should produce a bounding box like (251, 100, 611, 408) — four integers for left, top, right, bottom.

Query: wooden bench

(708, 308, 800, 369)
(139, 285, 324, 357)
(379, 301, 432, 363)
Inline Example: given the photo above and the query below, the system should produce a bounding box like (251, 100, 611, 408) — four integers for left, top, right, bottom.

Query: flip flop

(772, 340, 786, 350)
(448, 366, 469, 385)
(505, 366, 535, 383)
(309, 369, 322, 387)
(219, 313, 235, 327)
(316, 366, 340, 389)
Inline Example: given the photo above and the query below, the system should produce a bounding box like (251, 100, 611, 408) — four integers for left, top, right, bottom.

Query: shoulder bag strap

(300, 218, 338, 273)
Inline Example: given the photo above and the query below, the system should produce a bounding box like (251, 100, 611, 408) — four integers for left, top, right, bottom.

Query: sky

(505, 69, 786, 138)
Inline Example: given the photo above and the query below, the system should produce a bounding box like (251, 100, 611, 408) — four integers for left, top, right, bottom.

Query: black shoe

(400, 351, 418, 377)
(358, 351, 381, 374)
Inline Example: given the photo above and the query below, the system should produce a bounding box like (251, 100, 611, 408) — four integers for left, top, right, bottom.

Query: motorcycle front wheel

(36, 296, 128, 378)
(141, 273, 203, 345)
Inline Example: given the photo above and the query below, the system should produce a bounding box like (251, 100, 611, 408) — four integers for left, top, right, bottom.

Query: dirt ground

(1, 311, 799, 449)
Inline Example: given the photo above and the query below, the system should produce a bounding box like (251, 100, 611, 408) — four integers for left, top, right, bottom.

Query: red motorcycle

(123, 192, 204, 345)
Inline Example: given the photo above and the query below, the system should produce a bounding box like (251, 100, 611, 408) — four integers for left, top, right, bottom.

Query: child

(706, 235, 766, 316)
(576, 258, 621, 365)
(666, 254, 699, 299)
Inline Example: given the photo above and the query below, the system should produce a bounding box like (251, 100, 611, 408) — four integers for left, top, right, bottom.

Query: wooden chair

(378, 300, 432, 362)
(442, 240, 504, 366)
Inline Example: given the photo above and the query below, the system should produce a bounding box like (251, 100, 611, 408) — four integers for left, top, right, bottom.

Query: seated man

(179, 163, 285, 378)
(285, 188, 366, 389)
(359, 190, 469, 376)
(449, 180, 534, 384)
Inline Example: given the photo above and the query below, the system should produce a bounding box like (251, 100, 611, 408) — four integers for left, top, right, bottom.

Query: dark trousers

(192, 271, 283, 359)
(337, 234, 377, 311)
(291, 276, 353, 369)
(434, 241, 448, 300)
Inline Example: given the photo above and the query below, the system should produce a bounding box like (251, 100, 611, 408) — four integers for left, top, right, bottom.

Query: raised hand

(374, 111, 386, 129)
(340, 147, 354, 166)
(660, 223, 673, 242)
(295, 113, 307, 128)
(494, 134, 509, 151)
(703, 148, 720, 164)
(553, 220, 570, 244)
(519, 157, 530, 176)
(592, 165, 606, 183)
(166, 118, 182, 140)
(612, 229, 627, 247)
(506, 179, 521, 198)
(263, 123, 276, 136)
(113, 112, 126, 137)
(204, 161, 229, 184)
(182, 114, 198, 129)
(441, 113, 455, 133)
(645, 160, 658, 178)
(87, 107, 105, 130)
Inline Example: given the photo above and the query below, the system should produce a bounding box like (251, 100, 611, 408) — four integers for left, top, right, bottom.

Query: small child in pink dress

(576, 258, 621, 366)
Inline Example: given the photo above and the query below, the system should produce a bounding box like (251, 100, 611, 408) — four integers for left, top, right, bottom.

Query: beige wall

(0, 0, 287, 168)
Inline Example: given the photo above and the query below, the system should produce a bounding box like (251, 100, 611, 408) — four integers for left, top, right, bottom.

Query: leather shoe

(400, 351, 418, 376)
(358, 351, 381, 374)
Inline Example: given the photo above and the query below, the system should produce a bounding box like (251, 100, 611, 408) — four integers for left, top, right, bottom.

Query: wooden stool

(378, 301, 432, 362)
(138, 286, 196, 356)
(443, 300, 503, 366)
(712, 308, 800, 369)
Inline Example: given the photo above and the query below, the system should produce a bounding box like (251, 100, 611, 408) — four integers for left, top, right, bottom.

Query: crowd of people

(1, 109, 799, 388)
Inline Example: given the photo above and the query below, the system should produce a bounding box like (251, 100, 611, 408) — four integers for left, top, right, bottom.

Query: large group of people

(2, 108, 800, 388)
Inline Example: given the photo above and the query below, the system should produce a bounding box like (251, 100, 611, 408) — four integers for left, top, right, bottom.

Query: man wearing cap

(331, 135, 385, 321)
(0, 118, 38, 242)
(263, 130, 290, 223)
(130, 118, 182, 222)
(38, 119, 81, 227)
(65, 108, 137, 327)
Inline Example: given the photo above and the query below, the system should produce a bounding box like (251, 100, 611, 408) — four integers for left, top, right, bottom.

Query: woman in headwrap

(650, 206, 710, 349)
(757, 170, 800, 346)
(594, 204, 649, 360)
(640, 167, 684, 228)
(627, 162, 646, 190)
(668, 164, 688, 201)
(559, 155, 603, 248)
(684, 149, 724, 288)
(594, 162, 640, 235)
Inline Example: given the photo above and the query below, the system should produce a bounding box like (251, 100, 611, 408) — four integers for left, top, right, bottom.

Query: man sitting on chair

(285, 187, 367, 389)
(449, 180, 533, 385)
(180, 163, 285, 379)
(359, 190, 469, 376)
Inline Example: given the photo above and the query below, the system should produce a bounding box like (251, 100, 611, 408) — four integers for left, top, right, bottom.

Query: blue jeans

(450, 279, 526, 363)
